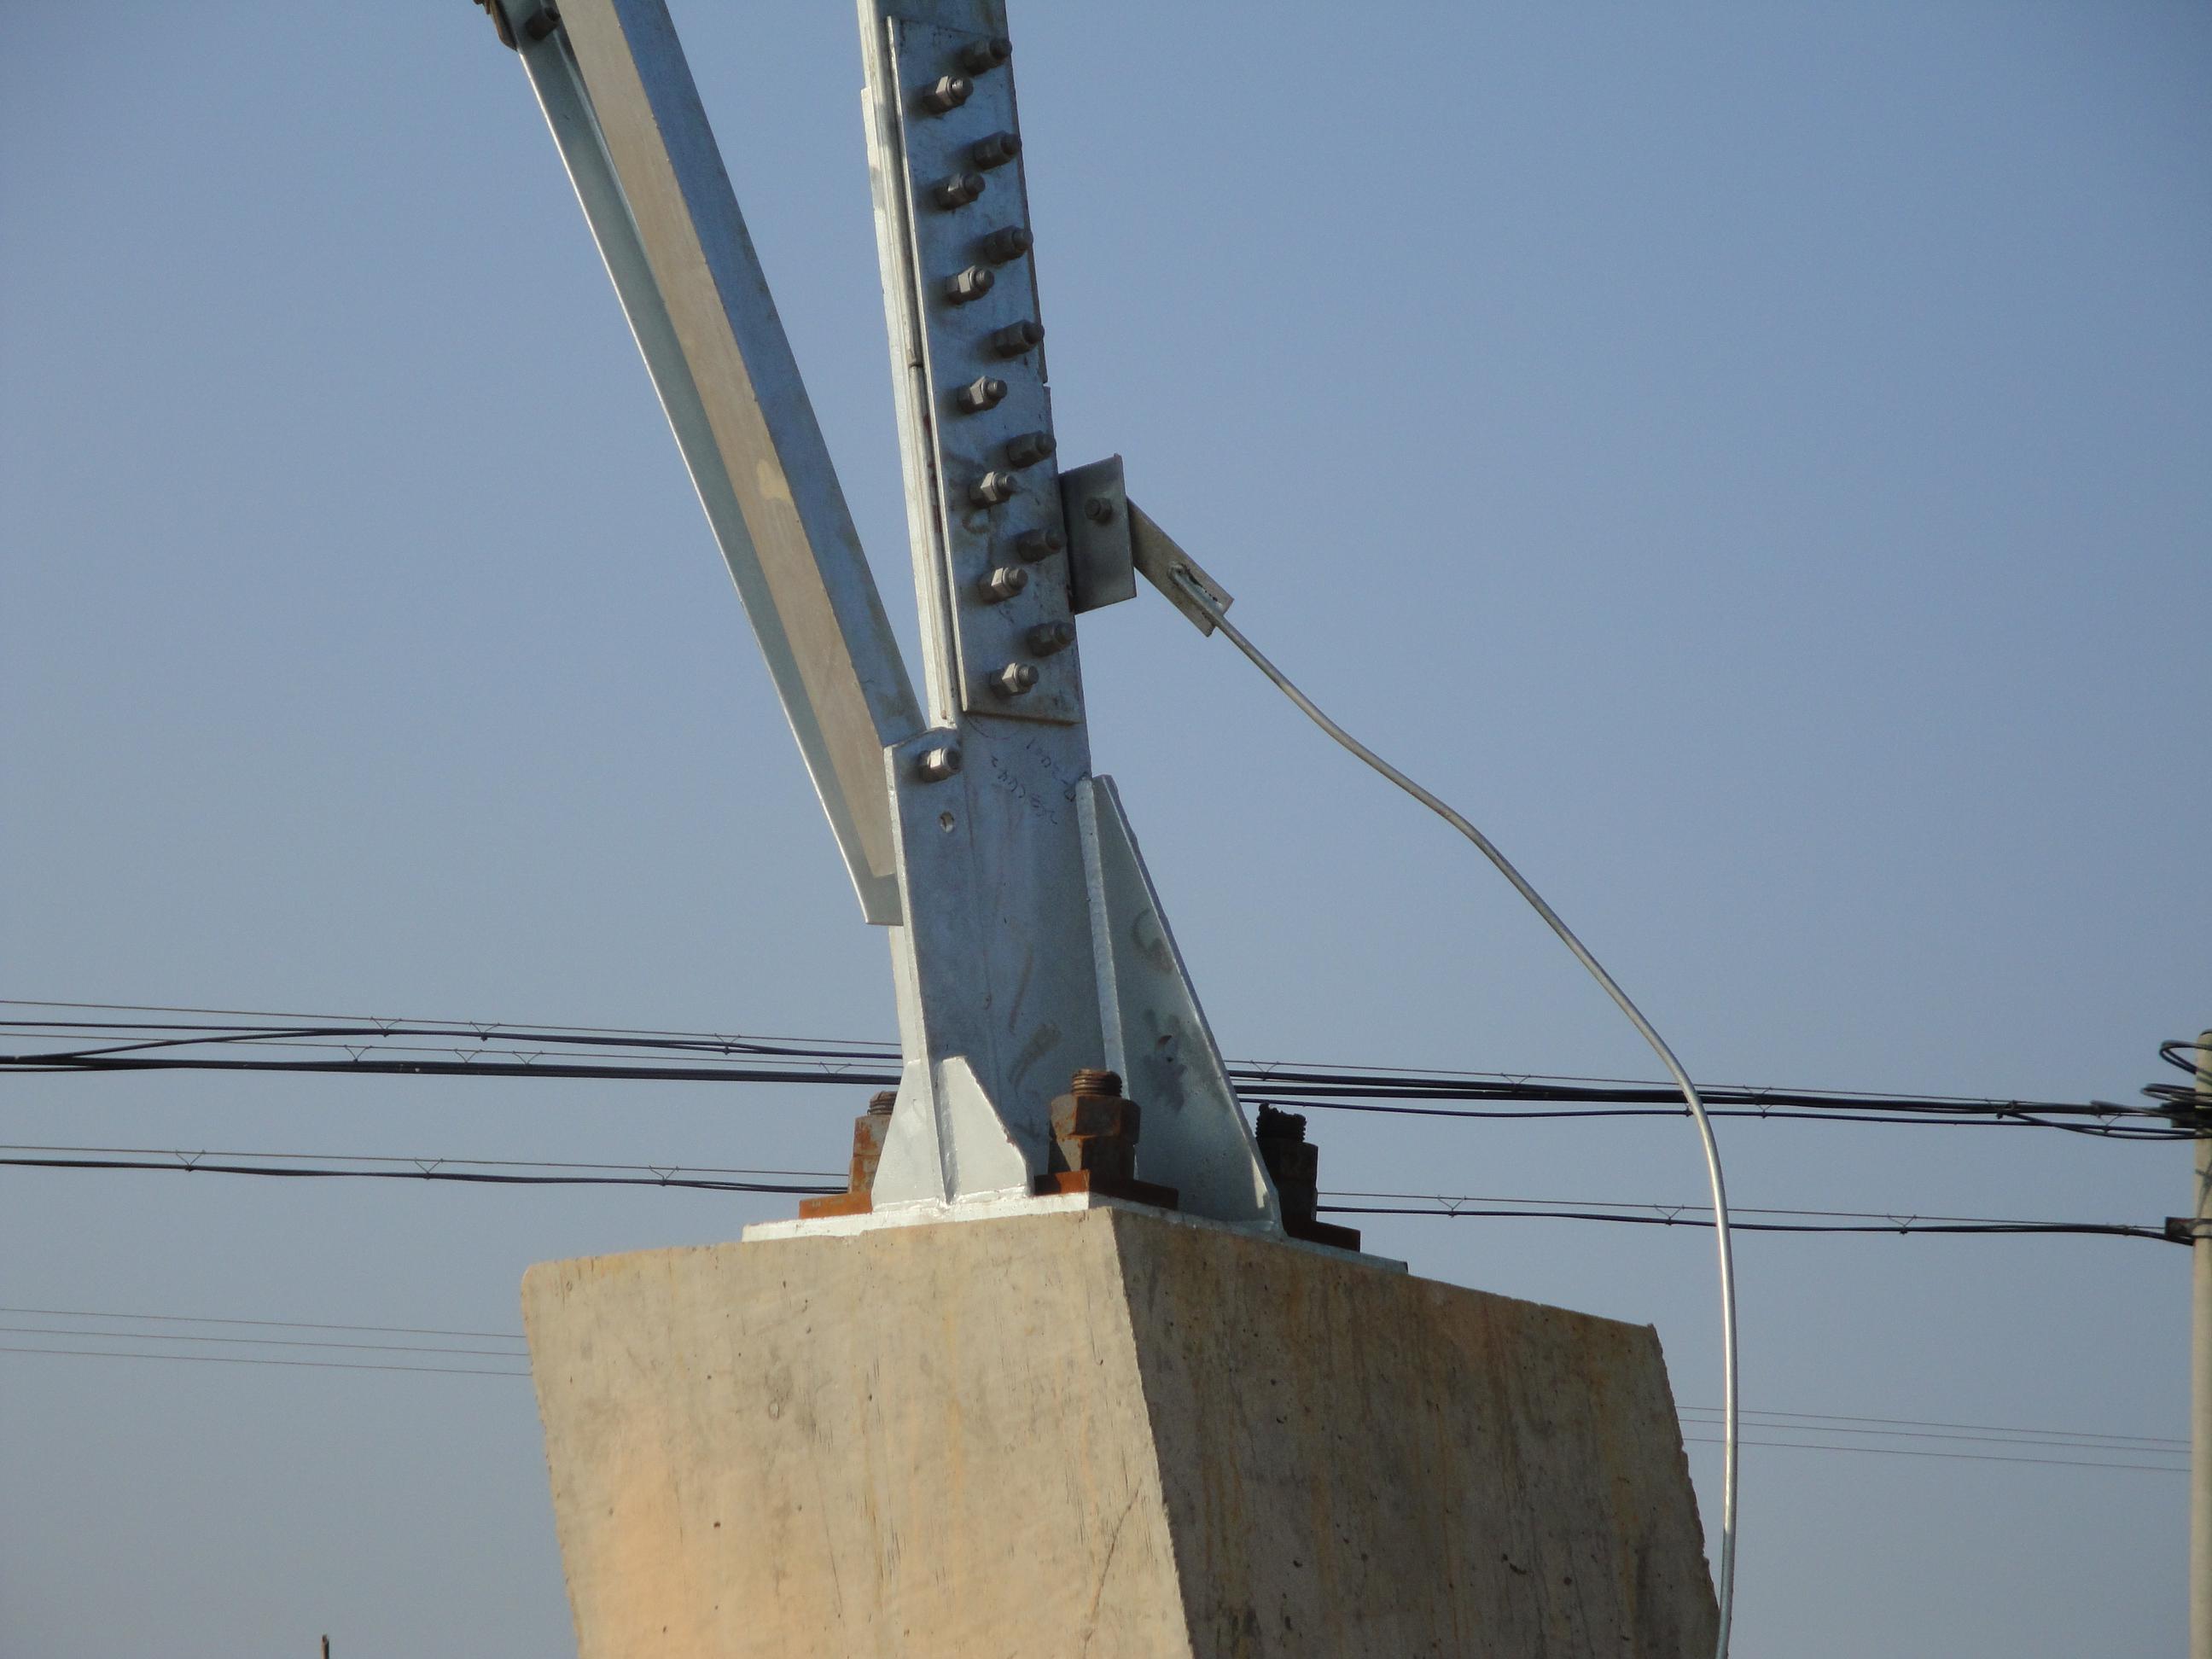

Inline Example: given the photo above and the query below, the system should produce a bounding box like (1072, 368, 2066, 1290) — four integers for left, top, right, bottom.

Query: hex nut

(944, 265, 995, 303)
(989, 320, 1045, 358)
(958, 36, 1012, 73)
(1014, 526, 1065, 562)
(917, 74, 972, 114)
(934, 172, 987, 210)
(970, 131, 1022, 170)
(955, 375, 1009, 413)
(1005, 430, 1057, 469)
(969, 470, 1021, 506)
(978, 225, 1033, 265)
(989, 661, 1039, 696)
(1027, 620, 1076, 656)
(915, 743, 963, 782)
(979, 565, 1030, 602)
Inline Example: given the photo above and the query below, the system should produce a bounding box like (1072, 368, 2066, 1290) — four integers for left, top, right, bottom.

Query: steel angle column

(503, 0, 923, 923)
(858, 3, 1078, 726)
(857, 0, 1112, 1203)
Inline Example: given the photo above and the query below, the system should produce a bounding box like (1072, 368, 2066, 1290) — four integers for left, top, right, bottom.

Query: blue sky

(3, 3, 2208, 1654)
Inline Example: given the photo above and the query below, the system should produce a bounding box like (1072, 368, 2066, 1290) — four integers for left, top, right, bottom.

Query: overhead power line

(0, 1343, 527, 1378)
(1679, 1435, 2179, 1475)
(1, 1001, 2183, 1136)
(0, 1303, 526, 1343)
(0, 1149, 840, 1196)
(0, 1143, 2173, 1243)
(1318, 1202, 2171, 1243)
(0, 1323, 521, 1359)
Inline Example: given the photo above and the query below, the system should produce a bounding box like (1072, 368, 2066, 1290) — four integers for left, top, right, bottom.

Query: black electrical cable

(0, 1343, 527, 1378)
(3, 1002, 2177, 1132)
(0, 1155, 838, 1195)
(0, 1304, 526, 1342)
(1313, 1204, 2170, 1242)
(0, 1147, 2165, 1240)
(1677, 1435, 2180, 1475)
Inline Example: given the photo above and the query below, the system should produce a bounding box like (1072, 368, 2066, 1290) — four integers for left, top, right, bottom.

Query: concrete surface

(522, 1199, 1717, 1657)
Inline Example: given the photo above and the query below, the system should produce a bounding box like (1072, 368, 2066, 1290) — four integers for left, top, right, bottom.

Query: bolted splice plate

(1058, 454, 1138, 614)
(888, 18, 1081, 725)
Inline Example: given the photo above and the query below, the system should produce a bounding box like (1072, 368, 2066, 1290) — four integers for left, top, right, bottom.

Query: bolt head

(1027, 620, 1076, 655)
(1006, 430, 1057, 469)
(981, 565, 1030, 602)
(970, 470, 1021, 506)
(1084, 496, 1116, 526)
(934, 172, 987, 210)
(919, 73, 972, 114)
(956, 375, 1009, 413)
(945, 264, 995, 302)
(980, 225, 1033, 265)
(971, 131, 1023, 170)
(990, 320, 1045, 358)
(959, 35, 1013, 73)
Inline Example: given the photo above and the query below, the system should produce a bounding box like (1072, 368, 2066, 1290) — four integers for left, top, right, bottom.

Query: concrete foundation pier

(522, 1196, 1717, 1657)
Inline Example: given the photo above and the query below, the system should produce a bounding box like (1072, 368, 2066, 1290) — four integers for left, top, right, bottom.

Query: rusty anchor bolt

(1254, 1103, 1320, 1226)
(1049, 1068, 1143, 1185)
(844, 1090, 899, 1196)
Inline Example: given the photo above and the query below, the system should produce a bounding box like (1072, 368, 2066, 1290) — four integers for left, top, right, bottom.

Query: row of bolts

(916, 39, 1077, 707)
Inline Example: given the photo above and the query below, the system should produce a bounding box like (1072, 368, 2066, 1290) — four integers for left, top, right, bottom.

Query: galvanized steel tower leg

(488, 0, 1279, 1227)
(854, 0, 1276, 1223)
